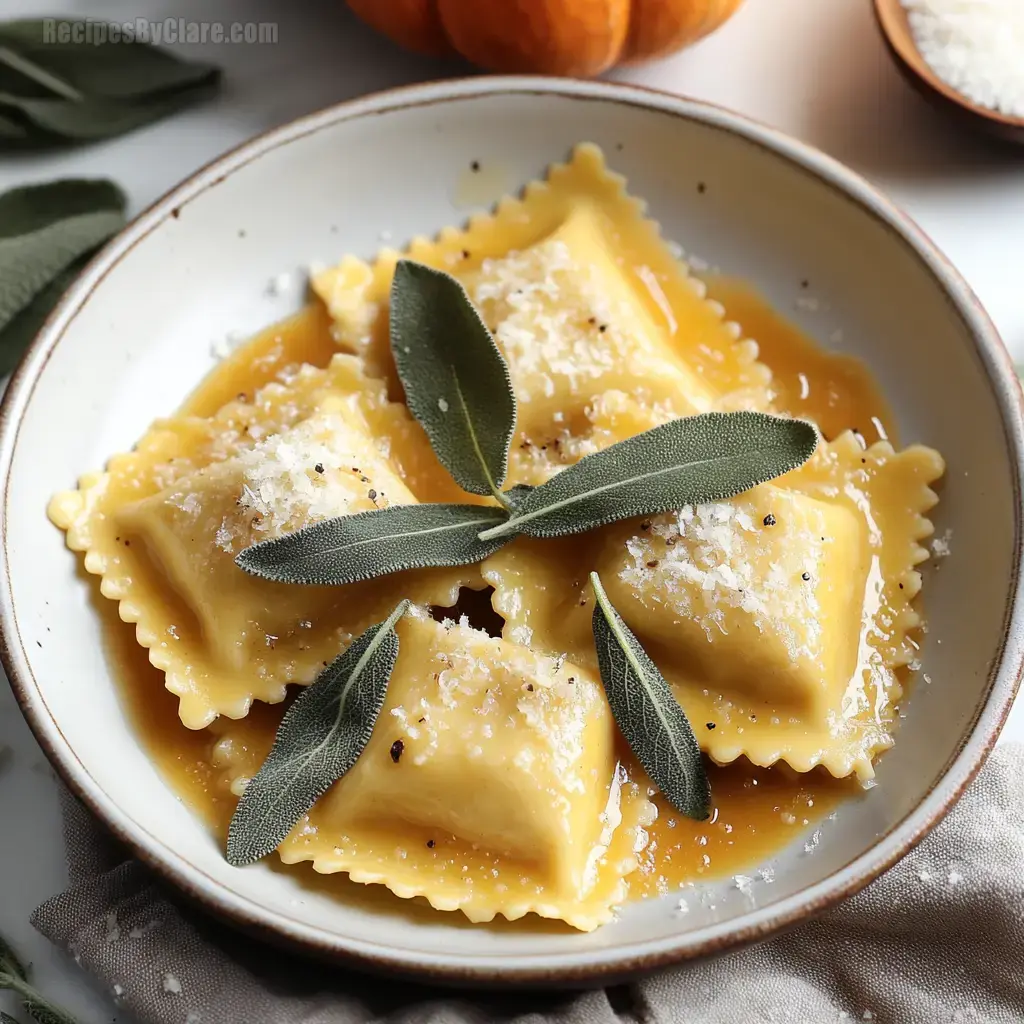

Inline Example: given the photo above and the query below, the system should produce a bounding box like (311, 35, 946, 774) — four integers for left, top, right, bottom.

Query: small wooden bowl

(874, 0, 1024, 145)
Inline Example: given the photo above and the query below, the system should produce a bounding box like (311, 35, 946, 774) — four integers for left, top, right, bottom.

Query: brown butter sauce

(108, 284, 889, 900)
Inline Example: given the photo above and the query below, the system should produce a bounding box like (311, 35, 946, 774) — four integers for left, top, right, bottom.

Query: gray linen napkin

(32, 744, 1024, 1024)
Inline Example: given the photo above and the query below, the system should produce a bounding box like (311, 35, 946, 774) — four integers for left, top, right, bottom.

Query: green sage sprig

(478, 412, 816, 541)
(0, 179, 126, 376)
(229, 259, 819, 854)
(236, 504, 509, 586)
(0, 25, 222, 376)
(390, 260, 517, 505)
(591, 572, 710, 819)
(0, 19, 220, 148)
(227, 601, 409, 866)
(0, 932, 79, 1024)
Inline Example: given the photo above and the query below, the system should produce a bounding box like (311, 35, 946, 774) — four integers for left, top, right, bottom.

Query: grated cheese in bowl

(901, 0, 1024, 118)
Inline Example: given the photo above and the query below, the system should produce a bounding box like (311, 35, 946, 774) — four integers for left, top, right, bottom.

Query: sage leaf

(0, 19, 219, 147)
(0, 933, 26, 979)
(390, 260, 516, 500)
(237, 503, 512, 586)
(0, 90, 214, 143)
(502, 483, 534, 511)
(0, 932, 78, 1024)
(479, 412, 817, 541)
(590, 572, 710, 820)
(0, 179, 125, 333)
(0, 252, 92, 377)
(0, 43, 80, 101)
(227, 601, 410, 866)
(19, 1000, 78, 1024)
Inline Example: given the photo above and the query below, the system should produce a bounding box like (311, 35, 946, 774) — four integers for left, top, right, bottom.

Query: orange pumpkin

(346, 0, 745, 78)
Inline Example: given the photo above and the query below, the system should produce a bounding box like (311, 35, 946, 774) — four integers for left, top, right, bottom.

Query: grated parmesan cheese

(209, 329, 246, 360)
(472, 239, 608, 403)
(266, 270, 295, 297)
(902, 0, 1024, 117)
(470, 235, 704, 418)
(931, 528, 953, 558)
(231, 411, 403, 543)
(732, 873, 754, 897)
(618, 497, 823, 658)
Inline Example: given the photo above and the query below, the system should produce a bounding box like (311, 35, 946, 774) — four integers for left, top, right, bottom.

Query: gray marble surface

(1, 0, 1023, 1020)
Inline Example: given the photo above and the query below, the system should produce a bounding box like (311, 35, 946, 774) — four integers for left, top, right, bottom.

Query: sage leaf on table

(390, 260, 517, 503)
(479, 412, 818, 541)
(0, 19, 220, 147)
(0, 931, 79, 1024)
(227, 600, 410, 866)
(237, 504, 512, 586)
(0, 252, 91, 377)
(590, 572, 710, 820)
(17, 1001, 78, 1024)
(0, 179, 125, 374)
(0, 934, 26, 980)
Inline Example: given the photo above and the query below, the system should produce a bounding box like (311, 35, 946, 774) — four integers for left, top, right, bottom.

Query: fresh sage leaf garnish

(590, 572, 710, 820)
(390, 260, 517, 503)
(227, 600, 410, 866)
(0, 931, 79, 1024)
(0, 19, 220, 147)
(479, 412, 817, 541)
(236, 504, 512, 586)
(502, 483, 535, 511)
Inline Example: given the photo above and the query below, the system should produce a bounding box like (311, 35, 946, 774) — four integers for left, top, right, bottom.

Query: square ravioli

(484, 433, 944, 781)
(599, 484, 865, 716)
(312, 143, 773, 487)
(50, 354, 475, 728)
(212, 612, 653, 931)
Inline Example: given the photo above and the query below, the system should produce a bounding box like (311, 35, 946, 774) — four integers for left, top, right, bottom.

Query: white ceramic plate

(1, 77, 1022, 985)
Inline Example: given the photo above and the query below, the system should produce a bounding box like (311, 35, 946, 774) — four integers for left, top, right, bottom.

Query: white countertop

(1, 0, 1022, 1019)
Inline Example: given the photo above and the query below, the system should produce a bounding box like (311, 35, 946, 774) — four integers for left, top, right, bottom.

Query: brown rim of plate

(0, 76, 1022, 987)
(873, 0, 1024, 144)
